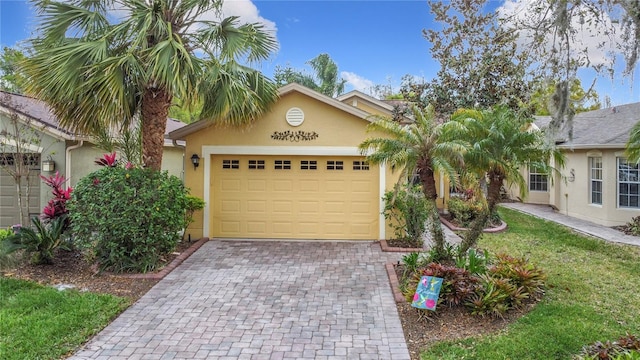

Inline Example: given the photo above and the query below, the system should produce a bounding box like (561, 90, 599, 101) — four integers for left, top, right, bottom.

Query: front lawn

(421, 206, 640, 359)
(0, 277, 129, 360)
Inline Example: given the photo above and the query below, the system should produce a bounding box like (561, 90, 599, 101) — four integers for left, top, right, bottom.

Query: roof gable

(169, 83, 375, 140)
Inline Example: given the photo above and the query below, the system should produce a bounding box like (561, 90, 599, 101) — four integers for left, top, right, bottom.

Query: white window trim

(528, 166, 548, 192)
(200, 146, 386, 239)
(617, 157, 640, 209)
(589, 157, 603, 205)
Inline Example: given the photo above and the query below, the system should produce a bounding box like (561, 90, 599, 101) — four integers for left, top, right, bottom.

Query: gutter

(65, 140, 84, 184)
(172, 139, 186, 182)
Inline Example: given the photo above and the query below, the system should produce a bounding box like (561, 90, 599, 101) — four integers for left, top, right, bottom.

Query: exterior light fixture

(42, 157, 55, 172)
(190, 154, 200, 170)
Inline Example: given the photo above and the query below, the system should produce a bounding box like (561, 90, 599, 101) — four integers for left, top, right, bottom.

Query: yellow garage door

(211, 155, 379, 240)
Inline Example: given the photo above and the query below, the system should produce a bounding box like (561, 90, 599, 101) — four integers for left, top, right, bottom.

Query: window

(327, 160, 344, 170)
(529, 166, 548, 191)
(618, 158, 640, 208)
(590, 157, 602, 205)
(353, 161, 370, 170)
(275, 160, 291, 170)
(0, 153, 40, 167)
(248, 160, 265, 170)
(300, 160, 317, 170)
(222, 159, 239, 169)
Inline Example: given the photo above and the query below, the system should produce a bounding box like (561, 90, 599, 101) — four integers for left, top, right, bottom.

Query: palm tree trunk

(459, 172, 504, 254)
(418, 162, 447, 257)
(141, 87, 172, 171)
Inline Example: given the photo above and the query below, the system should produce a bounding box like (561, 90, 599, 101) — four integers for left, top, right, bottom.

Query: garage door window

(248, 160, 265, 170)
(327, 160, 344, 170)
(353, 161, 370, 170)
(275, 160, 291, 170)
(0, 153, 40, 168)
(222, 159, 239, 169)
(301, 160, 317, 170)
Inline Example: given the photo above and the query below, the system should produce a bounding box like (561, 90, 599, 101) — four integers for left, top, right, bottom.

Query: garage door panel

(221, 179, 241, 191)
(212, 155, 378, 240)
(247, 179, 267, 191)
(247, 200, 266, 213)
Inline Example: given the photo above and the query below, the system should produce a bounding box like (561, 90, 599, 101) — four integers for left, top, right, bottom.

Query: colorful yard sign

(411, 276, 443, 311)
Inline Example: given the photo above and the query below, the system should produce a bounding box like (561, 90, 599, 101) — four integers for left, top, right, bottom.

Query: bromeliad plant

(1, 173, 72, 265)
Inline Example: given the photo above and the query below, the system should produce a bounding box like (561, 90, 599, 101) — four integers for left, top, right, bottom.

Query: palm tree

(274, 53, 346, 97)
(446, 105, 565, 253)
(359, 105, 464, 258)
(625, 122, 640, 163)
(23, 0, 278, 170)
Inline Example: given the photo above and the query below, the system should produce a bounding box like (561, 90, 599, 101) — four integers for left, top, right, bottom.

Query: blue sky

(1, 0, 638, 105)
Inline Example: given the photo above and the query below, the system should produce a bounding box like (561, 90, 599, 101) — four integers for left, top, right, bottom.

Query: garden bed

(388, 263, 541, 360)
(440, 213, 508, 233)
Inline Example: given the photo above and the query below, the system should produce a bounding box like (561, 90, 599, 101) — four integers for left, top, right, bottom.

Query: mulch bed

(1, 239, 204, 301)
(392, 264, 540, 360)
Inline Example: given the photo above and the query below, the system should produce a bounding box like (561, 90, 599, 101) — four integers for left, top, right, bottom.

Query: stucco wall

(180, 90, 446, 240)
(552, 148, 640, 226)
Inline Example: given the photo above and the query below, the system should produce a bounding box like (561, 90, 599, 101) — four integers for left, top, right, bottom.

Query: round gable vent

(285, 107, 305, 127)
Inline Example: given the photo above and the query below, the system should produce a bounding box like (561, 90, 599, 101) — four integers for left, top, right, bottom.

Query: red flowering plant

(94, 152, 118, 167)
(40, 171, 73, 231)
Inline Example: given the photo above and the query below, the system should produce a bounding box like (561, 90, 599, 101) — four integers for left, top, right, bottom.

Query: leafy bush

(466, 254, 546, 318)
(4, 216, 68, 265)
(420, 262, 479, 307)
(447, 197, 484, 227)
(0, 228, 12, 241)
(40, 172, 73, 231)
(576, 334, 640, 360)
(383, 184, 429, 247)
(69, 166, 187, 273)
(490, 253, 547, 297)
(455, 247, 490, 275)
(620, 216, 640, 236)
(183, 194, 205, 237)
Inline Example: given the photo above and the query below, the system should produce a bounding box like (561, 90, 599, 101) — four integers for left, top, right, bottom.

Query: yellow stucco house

(510, 103, 640, 227)
(169, 84, 448, 241)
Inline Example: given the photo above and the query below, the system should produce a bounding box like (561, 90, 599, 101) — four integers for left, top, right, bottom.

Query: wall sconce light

(568, 168, 575, 182)
(190, 154, 200, 170)
(42, 157, 55, 172)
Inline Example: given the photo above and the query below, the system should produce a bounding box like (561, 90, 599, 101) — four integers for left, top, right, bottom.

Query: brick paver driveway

(70, 240, 411, 360)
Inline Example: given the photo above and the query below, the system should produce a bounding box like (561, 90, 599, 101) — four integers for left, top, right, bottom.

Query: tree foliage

(23, 0, 278, 170)
(359, 106, 464, 259)
(414, 0, 532, 116)
(0, 47, 27, 94)
(274, 53, 346, 97)
(443, 106, 565, 253)
(502, 0, 640, 138)
(530, 78, 601, 116)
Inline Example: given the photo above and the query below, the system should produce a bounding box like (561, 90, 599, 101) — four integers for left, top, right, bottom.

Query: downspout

(65, 140, 83, 184)
(172, 139, 185, 182)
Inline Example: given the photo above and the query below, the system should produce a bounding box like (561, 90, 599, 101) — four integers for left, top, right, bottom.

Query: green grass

(0, 277, 129, 360)
(422, 207, 640, 360)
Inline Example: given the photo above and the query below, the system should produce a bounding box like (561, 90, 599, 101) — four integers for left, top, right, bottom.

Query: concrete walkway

(69, 241, 410, 360)
(501, 202, 640, 247)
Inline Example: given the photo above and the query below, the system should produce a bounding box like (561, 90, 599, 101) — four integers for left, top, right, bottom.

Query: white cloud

(341, 71, 375, 93)
(498, 0, 622, 68)
(220, 0, 277, 35)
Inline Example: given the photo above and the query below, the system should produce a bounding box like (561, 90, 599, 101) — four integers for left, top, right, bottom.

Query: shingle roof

(533, 103, 640, 148)
(0, 91, 186, 144)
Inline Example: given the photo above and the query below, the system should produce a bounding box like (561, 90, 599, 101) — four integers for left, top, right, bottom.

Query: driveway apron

(70, 241, 411, 360)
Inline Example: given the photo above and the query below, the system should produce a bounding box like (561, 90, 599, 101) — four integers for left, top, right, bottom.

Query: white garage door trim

(201, 145, 386, 240)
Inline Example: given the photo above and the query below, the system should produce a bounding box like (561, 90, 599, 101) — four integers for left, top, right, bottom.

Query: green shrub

(455, 247, 490, 275)
(621, 216, 640, 236)
(383, 184, 429, 247)
(490, 253, 547, 297)
(466, 254, 546, 318)
(68, 167, 187, 273)
(0, 228, 13, 241)
(447, 196, 487, 227)
(183, 195, 205, 239)
(4, 216, 68, 265)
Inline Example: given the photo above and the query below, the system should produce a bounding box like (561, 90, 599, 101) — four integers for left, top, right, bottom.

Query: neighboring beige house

(169, 83, 449, 241)
(0, 91, 186, 228)
(510, 103, 640, 227)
